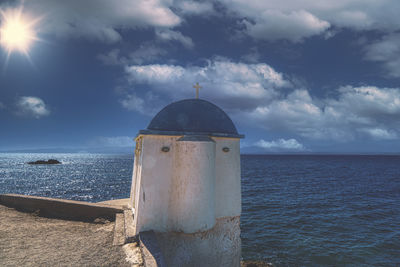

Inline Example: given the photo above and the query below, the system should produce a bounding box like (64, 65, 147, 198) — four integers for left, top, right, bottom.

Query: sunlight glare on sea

(0, 153, 399, 266)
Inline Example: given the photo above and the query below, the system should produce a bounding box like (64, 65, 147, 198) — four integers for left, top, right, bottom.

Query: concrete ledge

(98, 198, 130, 209)
(0, 194, 124, 222)
(113, 213, 125, 246)
(124, 209, 137, 243)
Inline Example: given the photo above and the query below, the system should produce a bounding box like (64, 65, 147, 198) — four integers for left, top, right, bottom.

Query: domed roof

(139, 99, 244, 138)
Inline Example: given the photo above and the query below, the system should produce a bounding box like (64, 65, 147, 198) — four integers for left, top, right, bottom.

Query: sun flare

(0, 7, 39, 55)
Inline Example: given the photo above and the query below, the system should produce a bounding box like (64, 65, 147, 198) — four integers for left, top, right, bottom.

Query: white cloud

(125, 60, 290, 89)
(156, 29, 194, 49)
(219, 0, 400, 41)
(123, 59, 291, 110)
(122, 58, 400, 142)
(90, 136, 134, 147)
(16, 96, 50, 118)
(364, 33, 400, 78)
(360, 128, 397, 140)
(333, 10, 372, 29)
(98, 46, 166, 66)
(243, 9, 330, 42)
(120, 94, 146, 114)
(120, 91, 162, 115)
(329, 86, 400, 118)
(23, 0, 181, 43)
(244, 86, 400, 141)
(176, 1, 214, 15)
(0, 102, 5, 110)
(5, 0, 400, 45)
(129, 45, 167, 64)
(255, 138, 305, 151)
(245, 89, 332, 139)
(241, 48, 261, 63)
(126, 64, 185, 83)
(97, 49, 123, 66)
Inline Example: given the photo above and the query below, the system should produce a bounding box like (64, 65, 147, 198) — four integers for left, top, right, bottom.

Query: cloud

(129, 45, 167, 64)
(243, 9, 330, 42)
(360, 128, 397, 140)
(16, 96, 50, 118)
(119, 91, 163, 116)
(364, 33, 400, 78)
(120, 94, 146, 114)
(333, 10, 372, 29)
(22, 0, 181, 43)
(245, 90, 328, 139)
(98, 46, 167, 66)
(244, 86, 400, 141)
(6, 0, 400, 45)
(0, 101, 5, 110)
(121, 57, 400, 142)
(329, 86, 400, 119)
(241, 47, 261, 63)
(126, 64, 185, 84)
(90, 136, 134, 147)
(156, 29, 194, 49)
(97, 49, 123, 66)
(218, 0, 400, 42)
(124, 59, 291, 111)
(176, 1, 214, 15)
(255, 138, 305, 151)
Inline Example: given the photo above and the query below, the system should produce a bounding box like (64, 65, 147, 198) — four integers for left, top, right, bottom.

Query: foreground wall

(156, 216, 241, 267)
(0, 194, 123, 222)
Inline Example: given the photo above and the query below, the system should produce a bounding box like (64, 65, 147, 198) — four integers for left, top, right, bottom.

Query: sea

(0, 153, 399, 267)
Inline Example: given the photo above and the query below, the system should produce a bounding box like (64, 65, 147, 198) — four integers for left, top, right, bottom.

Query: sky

(1, 0, 400, 153)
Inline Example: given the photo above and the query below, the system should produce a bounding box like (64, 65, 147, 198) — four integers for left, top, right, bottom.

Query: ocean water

(0, 153, 399, 266)
(240, 155, 400, 267)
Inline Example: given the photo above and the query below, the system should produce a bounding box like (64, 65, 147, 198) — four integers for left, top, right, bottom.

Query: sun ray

(0, 5, 41, 58)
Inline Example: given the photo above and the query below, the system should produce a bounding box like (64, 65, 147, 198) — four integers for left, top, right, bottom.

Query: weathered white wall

(132, 135, 177, 234)
(214, 137, 241, 218)
(156, 216, 241, 267)
(130, 133, 242, 266)
(169, 137, 216, 233)
(129, 137, 143, 210)
(132, 135, 241, 237)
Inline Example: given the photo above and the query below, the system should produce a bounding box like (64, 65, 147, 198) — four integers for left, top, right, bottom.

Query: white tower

(130, 98, 244, 266)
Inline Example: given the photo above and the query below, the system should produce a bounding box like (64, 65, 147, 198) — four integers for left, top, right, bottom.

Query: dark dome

(139, 99, 243, 138)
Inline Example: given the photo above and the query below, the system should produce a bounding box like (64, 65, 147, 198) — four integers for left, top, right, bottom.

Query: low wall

(0, 194, 124, 222)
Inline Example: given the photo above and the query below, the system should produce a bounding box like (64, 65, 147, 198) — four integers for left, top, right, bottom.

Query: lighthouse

(130, 94, 244, 266)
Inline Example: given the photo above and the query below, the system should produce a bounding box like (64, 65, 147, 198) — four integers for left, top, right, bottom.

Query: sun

(0, 6, 40, 56)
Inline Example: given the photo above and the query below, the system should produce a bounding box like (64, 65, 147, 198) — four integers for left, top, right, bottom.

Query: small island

(27, 159, 61, 165)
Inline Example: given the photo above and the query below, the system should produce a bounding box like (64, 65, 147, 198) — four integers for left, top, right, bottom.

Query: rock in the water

(27, 159, 61, 165)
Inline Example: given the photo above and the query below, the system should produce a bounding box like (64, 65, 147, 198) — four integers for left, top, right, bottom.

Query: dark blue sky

(1, 0, 400, 153)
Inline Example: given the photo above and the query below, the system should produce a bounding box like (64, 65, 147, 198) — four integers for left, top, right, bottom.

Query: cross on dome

(193, 82, 202, 99)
